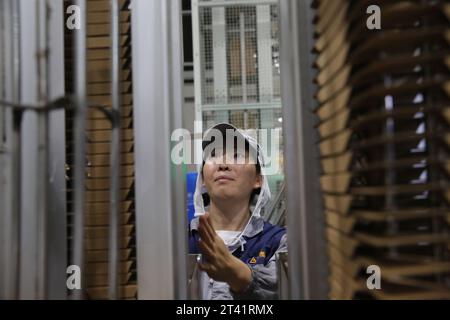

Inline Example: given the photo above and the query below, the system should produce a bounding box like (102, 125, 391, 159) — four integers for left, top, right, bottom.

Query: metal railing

(0, 0, 123, 299)
(277, 252, 289, 299)
(108, 0, 122, 300)
(0, 94, 121, 299)
(187, 254, 203, 300)
(263, 182, 286, 226)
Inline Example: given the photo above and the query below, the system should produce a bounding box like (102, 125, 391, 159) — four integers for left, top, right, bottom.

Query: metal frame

(277, 252, 289, 299)
(108, 0, 121, 300)
(46, 0, 67, 300)
(35, 0, 50, 299)
(6, 0, 67, 300)
(187, 254, 202, 299)
(0, 0, 4, 296)
(212, 5, 228, 103)
(202, 100, 281, 111)
(198, 0, 278, 7)
(256, 5, 274, 128)
(71, 0, 87, 300)
(0, 0, 21, 300)
(192, 0, 281, 133)
(211, 4, 229, 124)
(279, 0, 328, 299)
(239, 11, 247, 104)
(0, 1, 5, 141)
(132, 0, 188, 299)
(0, 0, 123, 300)
(192, 0, 203, 165)
(257, 5, 273, 103)
(18, 0, 44, 299)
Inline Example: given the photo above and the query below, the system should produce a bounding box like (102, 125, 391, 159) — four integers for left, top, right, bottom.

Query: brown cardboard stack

(312, 0, 450, 299)
(65, 0, 137, 299)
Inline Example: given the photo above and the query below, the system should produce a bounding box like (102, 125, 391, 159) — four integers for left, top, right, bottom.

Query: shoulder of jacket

(262, 221, 286, 235)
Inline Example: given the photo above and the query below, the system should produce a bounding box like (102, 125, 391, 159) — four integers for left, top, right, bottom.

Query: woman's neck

(209, 200, 251, 231)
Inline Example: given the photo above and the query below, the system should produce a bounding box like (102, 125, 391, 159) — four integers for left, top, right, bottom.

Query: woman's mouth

(214, 176, 234, 182)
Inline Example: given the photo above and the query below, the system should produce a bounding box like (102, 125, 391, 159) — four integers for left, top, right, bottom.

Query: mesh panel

(196, 0, 283, 194)
(198, 2, 280, 105)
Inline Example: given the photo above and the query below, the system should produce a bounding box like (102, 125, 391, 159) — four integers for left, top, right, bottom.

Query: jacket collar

(190, 214, 265, 239)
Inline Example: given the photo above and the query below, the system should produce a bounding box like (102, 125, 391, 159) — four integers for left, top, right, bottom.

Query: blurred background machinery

(189, 0, 284, 196)
(0, 0, 449, 300)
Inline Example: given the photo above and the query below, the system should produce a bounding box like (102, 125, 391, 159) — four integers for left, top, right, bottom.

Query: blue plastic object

(186, 172, 198, 223)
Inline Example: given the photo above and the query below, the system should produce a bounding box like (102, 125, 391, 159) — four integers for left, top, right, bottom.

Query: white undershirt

(216, 230, 241, 247)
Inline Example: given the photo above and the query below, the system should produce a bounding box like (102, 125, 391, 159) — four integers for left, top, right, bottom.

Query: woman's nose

(218, 162, 231, 171)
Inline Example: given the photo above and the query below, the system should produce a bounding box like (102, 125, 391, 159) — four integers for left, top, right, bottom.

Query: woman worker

(189, 123, 287, 300)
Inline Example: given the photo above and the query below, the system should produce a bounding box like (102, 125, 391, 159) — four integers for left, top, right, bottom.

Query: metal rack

(311, 0, 450, 299)
(278, 0, 329, 299)
(0, 0, 125, 300)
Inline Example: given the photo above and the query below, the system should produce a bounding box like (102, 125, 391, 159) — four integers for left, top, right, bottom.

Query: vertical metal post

(243, 110, 248, 129)
(0, 0, 4, 142)
(168, 0, 189, 299)
(278, 0, 328, 299)
(256, 5, 273, 103)
(0, 0, 5, 296)
(35, 0, 50, 299)
(2, 0, 22, 300)
(47, 0, 67, 300)
(257, 5, 274, 129)
(19, 0, 39, 299)
(72, 0, 87, 300)
(1, 0, 65, 300)
(192, 0, 204, 162)
(239, 12, 247, 103)
(212, 3, 229, 123)
(131, 0, 187, 299)
(9, 109, 22, 298)
(46, 0, 67, 300)
(108, 0, 121, 300)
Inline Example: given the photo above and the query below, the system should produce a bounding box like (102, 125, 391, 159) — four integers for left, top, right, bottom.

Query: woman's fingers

(198, 238, 214, 258)
(203, 213, 217, 241)
(198, 262, 207, 272)
(198, 262, 214, 275)
(199, 215, 216, 245)
(198, 223, 213, 245)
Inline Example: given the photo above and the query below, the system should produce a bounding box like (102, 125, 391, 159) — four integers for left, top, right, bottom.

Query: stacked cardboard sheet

(312, 0, 450, 299)
(65, 0, 137, 299)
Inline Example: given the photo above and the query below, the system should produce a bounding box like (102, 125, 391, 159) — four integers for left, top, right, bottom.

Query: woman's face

(202, 149, 262, 204)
